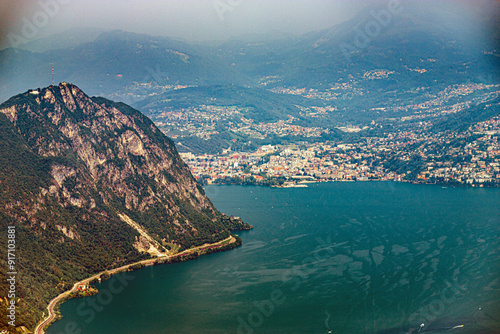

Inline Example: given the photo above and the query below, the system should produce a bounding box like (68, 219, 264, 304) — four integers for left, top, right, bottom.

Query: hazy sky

(0, 0, 498, 47)
(1, 0, 364, 44)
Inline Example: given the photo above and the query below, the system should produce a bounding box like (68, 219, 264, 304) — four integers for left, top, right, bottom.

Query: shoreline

(208, 178, 500, 188)
(33, 235, 238, 334)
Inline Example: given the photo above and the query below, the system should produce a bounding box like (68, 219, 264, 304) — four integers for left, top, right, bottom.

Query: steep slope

(0, 83, 250, 331)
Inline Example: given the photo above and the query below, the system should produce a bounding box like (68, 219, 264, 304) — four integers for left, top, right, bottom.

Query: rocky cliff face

(0, 83, 250, 330)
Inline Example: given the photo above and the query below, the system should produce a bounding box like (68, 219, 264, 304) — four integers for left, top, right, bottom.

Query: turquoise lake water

(48, 182, 500, 334)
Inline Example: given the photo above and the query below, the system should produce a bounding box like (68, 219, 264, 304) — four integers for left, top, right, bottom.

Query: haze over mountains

(0, 8, 497, 156)
(1, 6, 497, 103)
(0, 30, 246, 102)
(1, 5, 497, 156)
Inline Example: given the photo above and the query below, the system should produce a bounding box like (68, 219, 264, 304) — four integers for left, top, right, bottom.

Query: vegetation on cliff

(0, 83, 250, 331)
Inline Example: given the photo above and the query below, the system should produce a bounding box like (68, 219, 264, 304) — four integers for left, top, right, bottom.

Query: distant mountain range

(1, 7, 497, 104)
(0, 30, 246, 102)
(0, 6, 497, 155)
(217, 8, 498, 95)
(0, 83, 249, 331)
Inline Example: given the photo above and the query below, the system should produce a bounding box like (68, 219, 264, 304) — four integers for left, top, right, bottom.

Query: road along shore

(34, 235, 237, 334)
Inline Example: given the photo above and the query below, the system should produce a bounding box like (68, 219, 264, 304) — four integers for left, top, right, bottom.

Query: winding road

(34, 236, 235, 334)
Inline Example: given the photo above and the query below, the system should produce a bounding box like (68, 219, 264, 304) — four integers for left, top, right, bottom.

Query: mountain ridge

(0, 83, 250, 331)
(1, 9, 497, 104)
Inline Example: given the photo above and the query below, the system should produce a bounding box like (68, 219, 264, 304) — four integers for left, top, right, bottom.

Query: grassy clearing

(164, 243, 181, 254)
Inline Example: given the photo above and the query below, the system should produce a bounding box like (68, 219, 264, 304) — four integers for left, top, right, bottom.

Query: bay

(48, 182, 500, 334)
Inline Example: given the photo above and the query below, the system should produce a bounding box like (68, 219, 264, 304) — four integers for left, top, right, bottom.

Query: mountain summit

(0, 83, 250, 330)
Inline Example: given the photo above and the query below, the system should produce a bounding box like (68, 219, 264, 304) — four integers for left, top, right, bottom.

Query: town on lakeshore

(133, 81, 500, 188)
(180, 115, 500, 187)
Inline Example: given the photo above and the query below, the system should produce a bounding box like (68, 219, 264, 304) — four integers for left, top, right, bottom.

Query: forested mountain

(0, 83, 249, 331)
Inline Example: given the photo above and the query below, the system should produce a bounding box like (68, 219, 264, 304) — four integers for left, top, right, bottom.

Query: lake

(48, 182, 500, 334)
